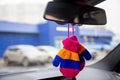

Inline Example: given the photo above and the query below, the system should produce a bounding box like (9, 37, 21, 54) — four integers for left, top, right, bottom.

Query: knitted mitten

(53, 36, 91, 78)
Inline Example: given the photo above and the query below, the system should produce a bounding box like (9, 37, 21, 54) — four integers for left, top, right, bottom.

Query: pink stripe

(80, 62, 85, 71)
(62, 37, 80, 53)
(60, 68, 80, 78)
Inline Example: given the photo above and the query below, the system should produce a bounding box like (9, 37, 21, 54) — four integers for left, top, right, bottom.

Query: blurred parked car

(37, 45, 59, 62)
(3, 45, 50, 67)
(87, 48, 99, 60)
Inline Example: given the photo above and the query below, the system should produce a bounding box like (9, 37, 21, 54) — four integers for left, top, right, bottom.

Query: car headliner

(83, 0, 106, 5)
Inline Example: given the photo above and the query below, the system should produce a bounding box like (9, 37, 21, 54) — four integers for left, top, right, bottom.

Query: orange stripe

(57, 48, 80, 61)
(79, 44, 85, 54)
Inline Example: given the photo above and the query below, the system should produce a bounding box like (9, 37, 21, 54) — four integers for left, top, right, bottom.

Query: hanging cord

(72, 24, 74, 36)
(68, 23, 70, 38)
(68, 23, 75, 38)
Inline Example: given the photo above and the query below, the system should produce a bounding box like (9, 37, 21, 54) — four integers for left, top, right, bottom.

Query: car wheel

(4, 57, 10, 66)
(22, 58, 30, 67)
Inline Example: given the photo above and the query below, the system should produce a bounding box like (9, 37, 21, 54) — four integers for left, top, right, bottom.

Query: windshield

(0, 0, 120, 76)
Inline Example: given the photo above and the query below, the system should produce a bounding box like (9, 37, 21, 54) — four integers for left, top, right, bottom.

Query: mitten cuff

(62, 36, 80, 53)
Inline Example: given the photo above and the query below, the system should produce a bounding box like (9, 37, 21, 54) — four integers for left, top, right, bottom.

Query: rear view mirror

(76, 5, 107, 25)
(44, 2, 107, 25)
(44, 2, 78, 24)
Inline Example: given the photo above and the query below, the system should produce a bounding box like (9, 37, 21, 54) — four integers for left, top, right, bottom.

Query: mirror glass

(44, 2, 107, 25)
(77, 6, 107, 25)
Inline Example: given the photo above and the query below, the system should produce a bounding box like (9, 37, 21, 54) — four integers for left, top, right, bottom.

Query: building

(79, 27, 114, 44)
(79, 27, 115, 50)
(0, 21, 114, 57)
(0, 21, 80, 57)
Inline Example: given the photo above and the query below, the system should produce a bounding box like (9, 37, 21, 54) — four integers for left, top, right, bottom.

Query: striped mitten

(52, 36, 91, 78)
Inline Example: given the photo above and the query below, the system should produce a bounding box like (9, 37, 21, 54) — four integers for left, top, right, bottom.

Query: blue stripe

(52, 55, 62, 67)
(79, 55, 85, 62)
(60, 59, 80, 70)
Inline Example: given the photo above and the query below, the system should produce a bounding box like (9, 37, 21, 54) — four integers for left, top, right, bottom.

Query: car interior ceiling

(89, 43, 120, 73)
(84, 0, 106, 5)
(54, 0, 106, 6)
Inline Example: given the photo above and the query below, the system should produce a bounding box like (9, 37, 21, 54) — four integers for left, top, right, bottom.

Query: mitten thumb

(52, 55, 61, 67)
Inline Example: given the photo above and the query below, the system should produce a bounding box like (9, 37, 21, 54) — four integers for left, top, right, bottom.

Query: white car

(37, 46, 59, 62)
(3, 45, 50, 67)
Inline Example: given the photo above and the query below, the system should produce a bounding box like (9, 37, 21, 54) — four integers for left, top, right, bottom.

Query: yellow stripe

(57, 48, 80, 61)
